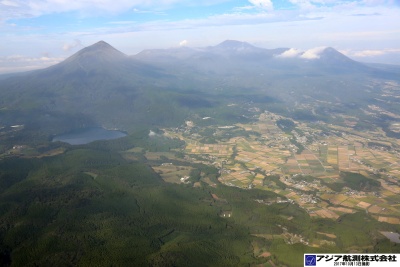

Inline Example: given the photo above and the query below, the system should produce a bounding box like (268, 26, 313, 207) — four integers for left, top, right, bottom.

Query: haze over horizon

(0, 0, 399, 74)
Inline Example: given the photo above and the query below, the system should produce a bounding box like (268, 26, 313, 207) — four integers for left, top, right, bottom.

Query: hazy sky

(0, 0, 399, 73)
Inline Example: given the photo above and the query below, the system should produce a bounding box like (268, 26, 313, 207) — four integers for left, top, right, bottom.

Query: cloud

(128, 10, 315, 33)
(62, 39, 83, 51)
(1, 0, 397, 24)
(352, 50, 386, 57)
(276, 48, 302, 58)
(276, 47, 327, 59)
(351, 12, 381, 16)
(179, 40, 188, 46)
(288, 0, 396, 11)
(0, 54, 65, 74)
(1, 0, 19, 7)
(300, 46, 327, 59)
(362, 0, 395, 6)
(288, 0, 315, 9)
(28, 1, 146, 16)
(0, 0, 399, 73)
(132, 8, 166, 15)
(341, 48, 400, 57)
(0, 1, 231, 21)
(0, 1, 139, 20)
(109, 21, 137, 25)
(0, 54, 61, 62)
(248, 0, 273, 10)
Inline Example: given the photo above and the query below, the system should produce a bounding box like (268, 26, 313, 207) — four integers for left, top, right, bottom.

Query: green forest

(1, 132, 399, 266)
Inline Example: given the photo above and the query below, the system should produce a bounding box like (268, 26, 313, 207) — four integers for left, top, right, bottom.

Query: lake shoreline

(52, 127, 127, 145)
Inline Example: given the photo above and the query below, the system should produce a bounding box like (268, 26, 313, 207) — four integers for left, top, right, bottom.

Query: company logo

(305, 255, 316, 266)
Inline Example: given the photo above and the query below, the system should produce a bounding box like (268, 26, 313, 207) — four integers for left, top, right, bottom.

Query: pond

(52, 127, 127, 145)
(380, 232, 400, 244)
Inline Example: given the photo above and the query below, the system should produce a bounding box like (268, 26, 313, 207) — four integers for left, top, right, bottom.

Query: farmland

(163, 111, 400, 224)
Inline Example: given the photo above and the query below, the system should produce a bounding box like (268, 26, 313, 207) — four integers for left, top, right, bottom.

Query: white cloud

(26, 0, 145, 16)
(62, 39, 83, 51)
(1, 0, 19, 7)
(288, 0, 396, 11)
(300, 46, 327, 59)
(127, 12, 287, 32)
(0, 54, 65, 74)
(341, 48, 400, 57)
(352, 50, 386, 57)
(0, 1, 231, 20)
(0, 54, 61, 62)
(1, 1, 102, 20)
(248, 0, 273, 10)
(0, 0, 399, 73)
(276, 47, 328, 59)
(109, 21, 137, 25)
(288, 0, 315, 9)
(276, 48, 302, 58)
(362, 0, 395, 5)
(179, 40, 188, 46)
(132, 8, 166, 15)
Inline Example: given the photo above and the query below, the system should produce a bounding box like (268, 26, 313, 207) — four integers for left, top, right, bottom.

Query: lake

(52, 127, 127, 145)
(380, 231, 400, 244)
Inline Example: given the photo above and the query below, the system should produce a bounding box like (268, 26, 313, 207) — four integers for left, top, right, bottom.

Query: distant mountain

(213, 40, 256, 49)
(208, 40, 272, 55)
(135, 40, 287, 63)
(209, 40, 287, 58)
(134, 40, 290, 78)
(65, 40, 127, 62)
(33, 40, 162, 81)
(318, 47, 354, 63)
(305, 47, 370, 72)
(0, 40, 399, 142)
(45, 40, 127, 74)
(134, 41, 379, 76)
(0, 41, 185, 136)
(0, 41, 166, 106)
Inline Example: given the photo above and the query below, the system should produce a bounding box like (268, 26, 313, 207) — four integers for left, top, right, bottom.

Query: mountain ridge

(0, 40, 398, 138)
(133, 40, 371, 71)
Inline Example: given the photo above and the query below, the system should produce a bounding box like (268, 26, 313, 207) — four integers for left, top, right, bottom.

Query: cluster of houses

(299, 194, 318, 204)
(284, 175, 323, 191)
(255, 197, 295, 206)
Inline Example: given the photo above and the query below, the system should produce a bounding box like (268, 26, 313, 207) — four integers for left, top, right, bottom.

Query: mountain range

(1, 40, 400, 266)
(0, 40, 399, 144)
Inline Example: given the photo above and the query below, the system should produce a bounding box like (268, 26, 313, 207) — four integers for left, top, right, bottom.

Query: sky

(0, 0, 399, 74)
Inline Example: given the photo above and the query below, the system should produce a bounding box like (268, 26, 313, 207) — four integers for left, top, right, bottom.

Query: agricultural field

(185, 143, 232, 156)
(164, 111, 400, 224)
(152, 164, 193, 184)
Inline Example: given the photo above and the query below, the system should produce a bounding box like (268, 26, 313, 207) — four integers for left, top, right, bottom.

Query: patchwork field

(163, 111, 400, 222)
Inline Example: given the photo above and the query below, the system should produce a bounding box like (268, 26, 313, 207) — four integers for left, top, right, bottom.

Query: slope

(0, 41, 187, 139)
